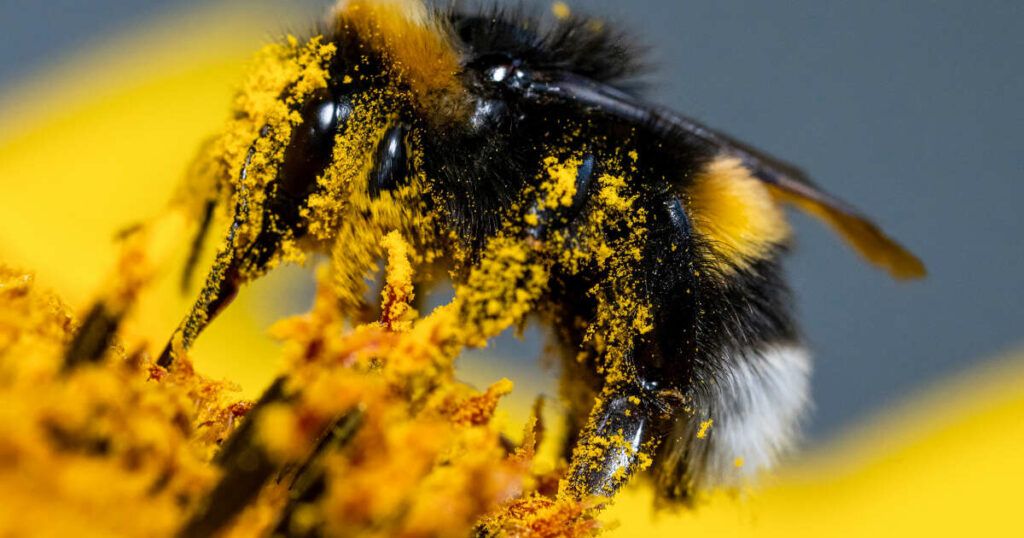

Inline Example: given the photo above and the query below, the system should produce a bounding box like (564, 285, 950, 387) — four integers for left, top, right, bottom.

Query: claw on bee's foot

(563, 383, 669, 500)
(155, 330, 185, 370)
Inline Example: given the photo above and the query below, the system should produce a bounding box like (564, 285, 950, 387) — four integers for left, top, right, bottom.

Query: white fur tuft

(700, 344, 811, 488)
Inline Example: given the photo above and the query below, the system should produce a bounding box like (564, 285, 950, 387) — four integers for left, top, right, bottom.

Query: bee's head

(269, 68, 417, 234)
(163, 4, 460, 363)
(214, 31, 431, 260)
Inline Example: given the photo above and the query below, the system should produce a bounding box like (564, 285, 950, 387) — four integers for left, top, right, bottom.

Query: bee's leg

(158, 142, 273, 369)
(156, 242, 242, 369)
(563, 195, 699, 499)
(563, 381, 670, 498)
(157, 216, 292, 369)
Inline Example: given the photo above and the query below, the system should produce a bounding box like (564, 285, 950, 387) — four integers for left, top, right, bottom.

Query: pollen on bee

(334, 0, 466, 111)
(552, 1, 571, 20)
(697, 419, 714, 439)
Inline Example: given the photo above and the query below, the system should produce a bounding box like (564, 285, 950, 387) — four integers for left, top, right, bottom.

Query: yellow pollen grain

(335, 0, 465, 113)
(552, 2, 571, 20)
(540, 156, 581, 209)
(697, 419, 713, 439)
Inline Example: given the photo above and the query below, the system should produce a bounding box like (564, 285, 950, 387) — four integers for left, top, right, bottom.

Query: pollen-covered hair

(150, 0, 926, 519)
(325, 0, 466, 113)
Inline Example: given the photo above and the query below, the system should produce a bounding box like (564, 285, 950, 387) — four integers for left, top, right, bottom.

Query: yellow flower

(1, 3, 1021, 537)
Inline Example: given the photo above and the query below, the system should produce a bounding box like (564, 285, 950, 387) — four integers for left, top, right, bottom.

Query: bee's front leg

(156, 242, 242, 368)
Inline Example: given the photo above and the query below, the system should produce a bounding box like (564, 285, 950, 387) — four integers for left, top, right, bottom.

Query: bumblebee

(124, 0, 923, 514)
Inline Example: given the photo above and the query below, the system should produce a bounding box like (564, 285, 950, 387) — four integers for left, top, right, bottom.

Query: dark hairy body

(62, 2, 923, 535)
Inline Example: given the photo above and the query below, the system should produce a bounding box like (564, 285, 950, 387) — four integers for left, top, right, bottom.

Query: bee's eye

(279, 90, 352, 198)
(369, 123, 410, 199)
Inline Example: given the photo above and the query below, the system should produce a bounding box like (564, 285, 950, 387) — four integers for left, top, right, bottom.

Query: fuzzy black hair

(445, 2, 647, 86)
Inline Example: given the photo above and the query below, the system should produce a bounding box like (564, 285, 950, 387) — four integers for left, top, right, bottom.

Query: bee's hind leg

(155, 197, 223, 369)
(563, 381, 671, 499)
(561, 194, 698, 500)
(156, 206, 251, 369)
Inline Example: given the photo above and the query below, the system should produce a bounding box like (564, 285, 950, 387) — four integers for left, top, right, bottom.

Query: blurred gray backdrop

(2, 0, 1021, 441)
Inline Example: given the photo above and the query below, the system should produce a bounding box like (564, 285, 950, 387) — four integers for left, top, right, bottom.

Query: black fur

(167, 3, 806, 512)
(333, 3, 801, 499)
(448, 3, 646, 86)
(438, 6, 800, 500)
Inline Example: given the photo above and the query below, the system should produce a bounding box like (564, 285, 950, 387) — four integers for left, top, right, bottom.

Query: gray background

(2, 0, 1021, 441)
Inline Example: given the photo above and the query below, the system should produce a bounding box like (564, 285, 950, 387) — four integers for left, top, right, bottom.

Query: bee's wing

(525, 71, 926, 280)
